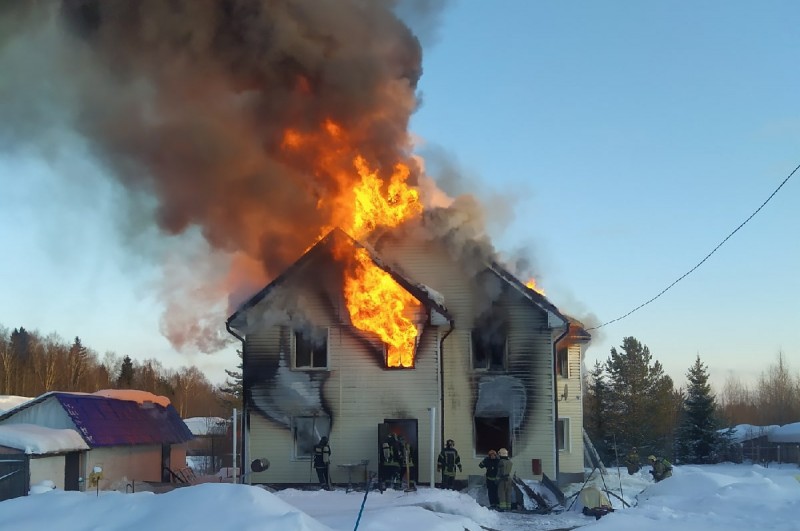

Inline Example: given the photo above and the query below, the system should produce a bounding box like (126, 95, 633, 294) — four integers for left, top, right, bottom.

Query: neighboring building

(0, 390, 193, 498)
(227, 227, 590, 487)
(0, 424, 89, 501)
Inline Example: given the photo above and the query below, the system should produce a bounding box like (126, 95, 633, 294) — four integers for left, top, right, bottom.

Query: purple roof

(54, 393, 193, 447)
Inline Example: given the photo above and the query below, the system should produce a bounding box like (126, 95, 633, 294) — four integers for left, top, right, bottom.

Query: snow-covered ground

(0, 463, 797, 530)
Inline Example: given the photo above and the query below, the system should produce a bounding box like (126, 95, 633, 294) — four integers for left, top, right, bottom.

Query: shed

(0, 390, 193, 494)
(0, 423, 89, 500)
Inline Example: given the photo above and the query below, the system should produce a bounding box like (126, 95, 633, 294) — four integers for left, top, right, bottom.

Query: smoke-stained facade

(228, 226, 590, 486)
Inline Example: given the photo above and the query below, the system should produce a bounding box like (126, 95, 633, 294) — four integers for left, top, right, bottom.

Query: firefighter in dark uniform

(381, 433, 401, 489)
(437, 439, 462, 489)
(479, 449, 500, 509)
(313, 436, 332, 490)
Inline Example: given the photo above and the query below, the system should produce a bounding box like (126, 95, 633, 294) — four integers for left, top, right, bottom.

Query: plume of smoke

(0, 0, 443, 353)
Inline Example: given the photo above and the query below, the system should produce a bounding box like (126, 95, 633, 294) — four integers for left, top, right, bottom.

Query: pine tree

(675, 355, 721, 464)
(220, 349, 243, 409)
(604, 336, 676, 458)
(117, 355, 135, 388)
(584, 361, 611, 461)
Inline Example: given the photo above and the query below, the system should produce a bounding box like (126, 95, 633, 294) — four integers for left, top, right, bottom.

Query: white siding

(30, 455, 66, 489)
(556, 343, 585, 476)
(245, 260, 440, 485)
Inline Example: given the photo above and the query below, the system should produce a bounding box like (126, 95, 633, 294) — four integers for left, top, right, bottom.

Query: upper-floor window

(471, 329, 507, 371)
(556, 347, 569, 378)
(292, 328, 328, 370)
(557, 417, 570, 451)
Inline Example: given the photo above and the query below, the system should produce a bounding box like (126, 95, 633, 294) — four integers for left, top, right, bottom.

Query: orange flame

(525, 278, 546, 296)
(344, 248, 421, 367)
(281, 119, 424, 365)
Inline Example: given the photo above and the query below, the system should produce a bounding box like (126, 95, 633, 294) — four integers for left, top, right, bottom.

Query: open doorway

(475, 416, 511, 456)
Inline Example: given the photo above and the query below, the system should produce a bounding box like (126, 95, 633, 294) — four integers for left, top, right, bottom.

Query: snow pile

(0, 395, 32, 413)
(92, 390, 171, 407)
(726, 424, 779, 443)
(0, 424, 89, 454)
(768, 422, 800, 443)
(183, 417, 228, 436)
(277, 487, 499, 531)
(29, 480, 56, 495)
(587, 464, 800, 531)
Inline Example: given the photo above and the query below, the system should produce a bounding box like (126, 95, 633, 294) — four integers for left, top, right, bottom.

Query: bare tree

(755, 352, 800, 425)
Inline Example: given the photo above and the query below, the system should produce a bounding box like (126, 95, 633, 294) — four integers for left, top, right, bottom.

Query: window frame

(292, 327, 330, 371)
(469, 329, 508, 372)
(557, 347, 570, 379)
(382, 338, 418, 370)
(557, 417, 570, 452)
(292, 416, 331, 460)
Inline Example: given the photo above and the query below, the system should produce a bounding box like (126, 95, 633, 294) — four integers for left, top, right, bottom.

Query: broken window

(471, 329, 507, 371)
(292, 416, 331, 460)
(293, 328, 328, 370)
(382, 338, 418, 370)
(556, 347, 569, 378)
(557, 418, 569, 451)
(475, 416, 511, 456)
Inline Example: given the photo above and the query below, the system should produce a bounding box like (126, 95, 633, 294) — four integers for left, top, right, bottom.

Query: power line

(587, 161, 799, 331)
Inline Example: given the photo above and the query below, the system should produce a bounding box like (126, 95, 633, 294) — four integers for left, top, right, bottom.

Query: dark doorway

(378, 419, 418, 485)
(0, 455, 29, 501)
(64, 452, 80, 491)
(475, 416, 511, 456)
(161, 444, 171, 482)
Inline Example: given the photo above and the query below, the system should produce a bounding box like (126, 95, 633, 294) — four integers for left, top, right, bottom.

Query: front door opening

(475, 416, 511, 456)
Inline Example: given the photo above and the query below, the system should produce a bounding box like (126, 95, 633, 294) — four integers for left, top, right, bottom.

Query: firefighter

(381, 433, 401, 489)
(478, 449, 500, 509)
(624, 447, 641, 475)
(437, 439, 462, 489)
(647, 455, 672, 482)
(496, 448, 513, 511)
(313, 436, 332, 490)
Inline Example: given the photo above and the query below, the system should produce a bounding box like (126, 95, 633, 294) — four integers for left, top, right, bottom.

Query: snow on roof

(0, 395, 32, 413)
(0, 424, 89, 454)
(768, 422, 800, 443)
(184, 417, 229, 436)
(92, 389, 171, 407)
(724, 424, 780, 443)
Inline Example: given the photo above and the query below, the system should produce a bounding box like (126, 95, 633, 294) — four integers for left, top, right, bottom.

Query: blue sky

(1, 1, 798, 389)
(410, 1, 800, 387)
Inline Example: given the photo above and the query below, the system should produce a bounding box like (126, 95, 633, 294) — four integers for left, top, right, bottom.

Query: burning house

(227, 223, 590, 486)
(3, 0, 593, 488)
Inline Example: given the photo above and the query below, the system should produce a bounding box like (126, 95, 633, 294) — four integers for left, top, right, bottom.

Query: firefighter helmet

(498, 448, 508, 457)
(647, 455, 656, 462)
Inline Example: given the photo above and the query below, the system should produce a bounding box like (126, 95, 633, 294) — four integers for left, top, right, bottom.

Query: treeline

(584, 336, 800, 465)
(0, 324, 238, 418)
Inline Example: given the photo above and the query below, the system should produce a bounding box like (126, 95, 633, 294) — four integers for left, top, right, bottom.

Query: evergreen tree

(675, 355, 721, 464)
(67, 336, 89, 391)
(584, 361, 611, 461)
(220, 349, 244, 408)
(117, 355, 135, 388)
(604, 336, 676, 458)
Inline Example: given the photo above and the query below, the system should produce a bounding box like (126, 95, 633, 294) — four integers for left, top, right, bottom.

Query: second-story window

(293, 328, 328, 370)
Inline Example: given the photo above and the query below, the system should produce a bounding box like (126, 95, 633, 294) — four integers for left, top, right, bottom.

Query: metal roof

(0, 392, 193, 447)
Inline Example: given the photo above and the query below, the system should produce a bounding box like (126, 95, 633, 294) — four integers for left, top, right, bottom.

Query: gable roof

(0, 392, 193, 447)
(487, 262, 570, 329)
(227, 227, 453, 331)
